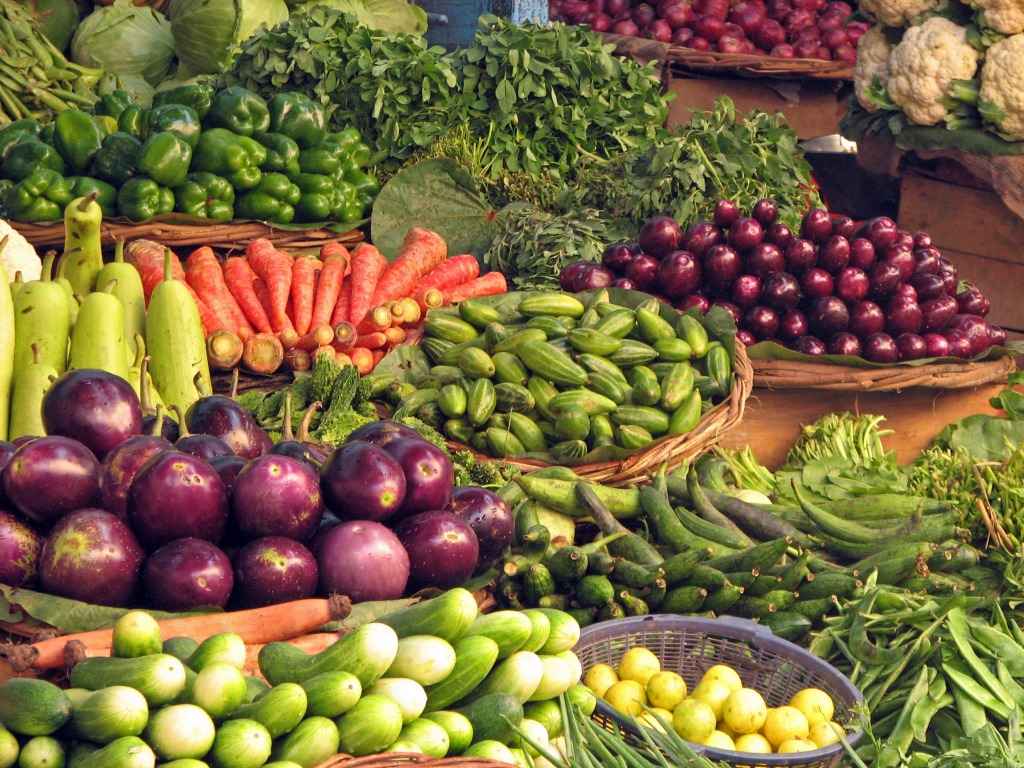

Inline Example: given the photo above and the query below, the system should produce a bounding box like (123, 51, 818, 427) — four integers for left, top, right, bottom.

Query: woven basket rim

(750, 352, 1016, 391)
(448, 342, 753, 486)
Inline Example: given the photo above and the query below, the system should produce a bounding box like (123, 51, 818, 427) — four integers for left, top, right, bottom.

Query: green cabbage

(70, 0, 175, 88)
(170, 0, 289, 78)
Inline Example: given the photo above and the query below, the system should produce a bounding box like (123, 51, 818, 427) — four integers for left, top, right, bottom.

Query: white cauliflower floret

(964, 0, 1024, 35)
(0, 219, 40, 282)
(859, 0, 938, 27)
(887, 16, 980, 126)
(980, 33, 1024, 138)
(854, 26, 894, 112)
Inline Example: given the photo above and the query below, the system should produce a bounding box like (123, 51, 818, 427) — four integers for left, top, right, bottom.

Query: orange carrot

(311, 345, 336, 363)
(349, 347, 374, 375)
(7, 595, 353, 672)
(371, 349, 386, 368)
(242, 332, 285, 375)
(398, 297, 422, 326)
(347, 244, 389, 328)
(371, 228, 447, 307)
(412, 287, 445, 315)
(124, 240, 218, 335)
(419, 254, 480, 293)
(246, 239, 294, 334)
(355, 332, 387, 350)
(186, 246, 253, 335)
(206, 329, 244, 371)
(278, 328, 300, 351)
(291, 256, 316, 336)
(331, 322, 357, 353)
(330, 275, 353, 326)
(311, 250, 349, 330)
(444, 272, 508, 304)
(294, 324, 335, 353)
(383, 326, 406, 347)
(252, 276, 274, 324)
(283, 347, 312, 372)
(355, 306, 393, 335)
(223, 257, 273, 334)
(243, 632, 343, 678)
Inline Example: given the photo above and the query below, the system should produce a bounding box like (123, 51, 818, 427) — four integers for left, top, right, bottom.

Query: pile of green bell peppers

(0, 85, 380, 225)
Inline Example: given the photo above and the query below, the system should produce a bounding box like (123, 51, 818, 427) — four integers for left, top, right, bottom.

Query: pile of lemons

(583, 647, 849, 755)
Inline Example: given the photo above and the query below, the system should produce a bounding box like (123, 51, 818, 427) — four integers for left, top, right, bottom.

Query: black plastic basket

(572, 614, 864, 768)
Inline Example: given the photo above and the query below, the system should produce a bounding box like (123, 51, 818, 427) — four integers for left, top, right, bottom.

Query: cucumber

(257, 623, 398, 687)
(593, 308, 636, 338)
(365, 677, 427, 723)
(424, 314, 479, 344)
(659, 586, 708, 613)
(0, 727, 16, 768)
(507, 412, 547, 453)
(616, 424, 653, 450)
(797, 572, 862, 601)
(162, 636, 199, 663)
(517, 293, 585, 319)
(486, 427, 526, 458)
(453, 692, 524, 745)
(70, 655, 187, 708)
(74, 738, 153, 768)
(758, 611, 814, 642)
(458, 298, 501, 329)
(142, 705, 215, 761)
(18, 736, 63, 768)
(703, 584, 745, 614)
(627, 366, 662, 407)
(0, 679, 71, 737)
(530, 653, 582, 702)
(185, 632, 246, 672)
(554, 405, 590, 442)
(523, 316, 567, 339)
(386, 635, 457, 686)
(207, 719, 272, 768)
(610, 405, 670, 436)
(494, 382, 535, 413)
(460, 651, 544, 705)
(548, 389, 618, 416)
(299, 671, 362, 718)
(607, 339, 658, 368)
(705, 537, 790, 574)
(459, 347, 495, 379)
(396, 718, 450, 758)
(518, 609, 552, 654)
(421, 711, 473, 756)
(465, 611, 535, 660)
(68, 686, 148, 744)
(492, 351, 530, 387)
(466, 378, 496, 427)
(423, 635, 500, 712)
(492, 328, 547, 355)
(374, 587, 479, 643)
(227, 682, 306, 738)
(566, 328, 622, 356)
(336, 695, 404, 758)
(270, 716, 340, 768)
(111, 611, 162, 659)
(576, 574, 615, 608)
(437, 384, 468, 418)
(517, 341, 589, 388)
(527, 375, 559, 421)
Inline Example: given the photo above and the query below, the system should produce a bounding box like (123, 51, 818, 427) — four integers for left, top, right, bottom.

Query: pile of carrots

(123, 228, 507, 376)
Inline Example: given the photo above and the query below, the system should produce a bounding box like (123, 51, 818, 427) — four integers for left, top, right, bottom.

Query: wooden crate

(717, 381, 1006, 470)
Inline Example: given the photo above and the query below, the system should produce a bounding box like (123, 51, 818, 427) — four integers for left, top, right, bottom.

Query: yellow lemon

(789, 688, 835, 727)
(672, 698, 717, 744)
(778, 738, 819, 753)
(637, 708, 673, 733)
(699, 664, 743, 692)
(703, 730, 737, 751)
(721, 687, 768, 735)
(604, 679, 647, 717)
(584, 663, 619, 697)
(763, 705, 810, 749)
(809, 720, 846, 748)
(718, 721, 738, 739)
(617, 647, 661, 687)
(647, 670, 687, 711)
(733, 733, 773, 754)
(690, 679, 733, 720)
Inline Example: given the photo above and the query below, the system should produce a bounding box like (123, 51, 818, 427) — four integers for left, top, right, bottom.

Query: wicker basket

(314, 754, 511, 768)
(11, 219, 366, 252)
(573, 614, 864, 768)
(750, 351, 1016, 392)
(448, 342, 753, 487)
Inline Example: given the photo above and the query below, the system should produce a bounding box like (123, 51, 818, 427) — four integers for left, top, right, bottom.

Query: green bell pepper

(152, 83, 216, 121)
(258, 132, 300, 179)
(174, 172, 235, 221)
(2, 139, 65, 182)
(92, 91, 137, 121)
(0, 119, 40, 164)
(191, 128, 267, 191)
(292, 172, 337, 222)
(88, 132, 141, 187)
(144, 104, 202, 148)
(331, 180, 362, 223)
(267, 93, 327, 150)
(38, 123, 55, 145)
(344, 168, 380, 215)
(116, 176, 174, 222)
(206, 87, 270, 138)
(117, 104, 146, 139)
(136, 132, 192, 189)
(67, 176, 118, 217)
(234, 171, 301, 224)
(52, 108, 106, 175)
(5, 169, 73, 223)
(297, 147, 341, 177)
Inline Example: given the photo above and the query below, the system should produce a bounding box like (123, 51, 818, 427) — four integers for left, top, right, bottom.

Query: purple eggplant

(41, 369, 143, 460)
(0, 511, 42, 587)
(231, 536, 319, 608)
(4, 436, 101, 527)
(143, 537, 234, 610)
(230, 454, 324, 542)
(99, 435, 174, 521)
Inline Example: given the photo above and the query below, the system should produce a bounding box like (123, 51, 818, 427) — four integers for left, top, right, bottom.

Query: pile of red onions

(550, 0, 869, 61)
(559, 201, 1006, 364)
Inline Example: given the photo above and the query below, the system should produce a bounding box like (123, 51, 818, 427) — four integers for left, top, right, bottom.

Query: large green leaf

(369, 158, 499, 261)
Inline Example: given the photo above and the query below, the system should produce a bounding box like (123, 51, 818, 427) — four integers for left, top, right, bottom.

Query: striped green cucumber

(589, 413, 615, 447)
(705, 537, 790, 573)
(60, 192, 105, 297)
(299, 671, 362, 718)
(659, 585, 707, 613)
(437, 384, 468, 418)
(394, 388, 439, 419)
(421, 337, 454, 364)
(70, 654, 187, 707)
(486, 427, 526, 458)
(483, 321, 512, 349)
(517, 341, 588, 387)
(459, 347, 495, 379)
(423, 636, 501, 712)
(548, 389, 618, 416)
(517, 293, 585, 319)
(575, 353, 628, 384)
(438, 336, 490, 366)
(521, 564, 556, 605)
(577, 308, 600, 328)
(654, 337, 693, 362)
(705, 343, 733, 393)
(515, 475, 642, 519)
(96, 241, 145, 361)
(464, 611, 534, 660)
(12, 252, 70, 375)
(424, 314, 479, 344)
(492, 352, 530, 387)
(610, 405, 670, 436)
(466, 378, 496, 427)
(634, 306, 676, 344)
(0, 678, 71, 736)
(494, 382, 535, 413)
(554, 406, 590, 442)
(668, 390, 703, 435)
(527, 375, 559, 421)
(458, 298, 502, 329)
(145, 249, 210, 416)
(566, 328, 622, 356)
(676, 314, 709, 357)
(507, 412, 546, 453)
(607, 339, 658, 368)
(550, 439, 587, 462)
(523, 316, 567, 339)
(585, 372, 626, 406)
(70, 282, 130, 380)
(616, 424, 652, 450)
(375, 587, 480, 643)
(257, 623, 398, 687)
(625, 365, 661, 407)
(444, 418, 475, 445)
(8, 345, 57, 440)
(659, 363, 694, 411)
(492, 328, 547, 355)
(593, 308, 636, 338)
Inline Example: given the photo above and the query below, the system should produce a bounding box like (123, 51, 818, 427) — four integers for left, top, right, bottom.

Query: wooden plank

(718, 383, 1006, 470)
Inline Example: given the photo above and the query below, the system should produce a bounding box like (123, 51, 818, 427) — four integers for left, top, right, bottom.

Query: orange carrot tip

(278, 328, 300, 351)
(383, 326, 406, 347)
(356, 332, 388, 350)
(350, 347, 374, 376)
(206, 329, 244, 372)
(334, 352, 353, 367)
(242, 333, 286, 376)
(398, 297, 422, 326)
(311, 345, 336, 363)
(414, 287, 444, 313)
(371, 349, 386, 368)
(295, 324, 335, 353)
(284, 347, 312, 372)
(358, 306, 392, 334)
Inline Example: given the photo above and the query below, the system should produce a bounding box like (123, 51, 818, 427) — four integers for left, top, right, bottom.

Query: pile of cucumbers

(494, 464, 982, 643)
(397, 289, 736, 463)
(0, 590, 592, 768)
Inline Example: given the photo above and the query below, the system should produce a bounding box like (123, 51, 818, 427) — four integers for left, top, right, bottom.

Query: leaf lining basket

(314, 755, 510, 768)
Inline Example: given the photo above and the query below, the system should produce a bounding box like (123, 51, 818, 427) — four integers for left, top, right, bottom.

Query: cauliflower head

(0, 219, 40, 282)
(854, 26, 894, 112)
(980, 33, 1024, 139)
(966, 0, 1024, 35)
(859, 0, 939, 27)
(887, 16, 980, 126)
